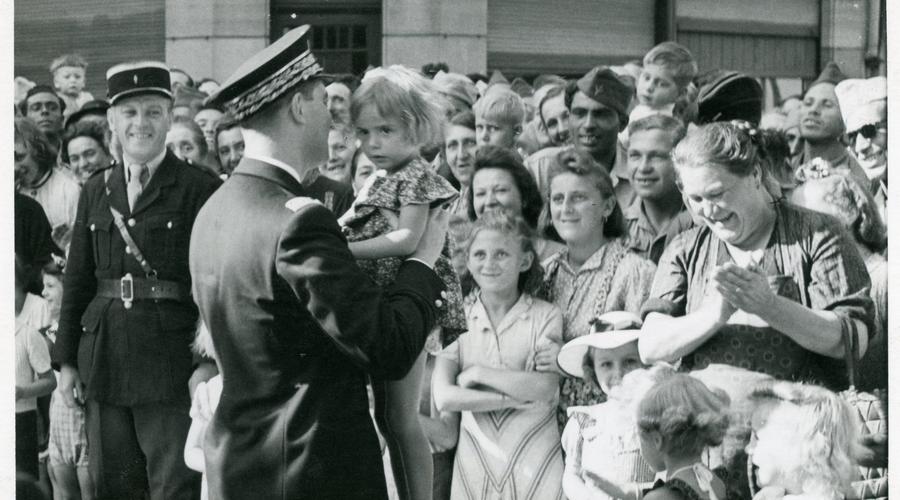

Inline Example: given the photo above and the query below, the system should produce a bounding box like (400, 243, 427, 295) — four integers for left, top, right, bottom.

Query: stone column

(165, 0, 268, 83)
(382, 0, 487, 74)
(819, 0, 868, 77)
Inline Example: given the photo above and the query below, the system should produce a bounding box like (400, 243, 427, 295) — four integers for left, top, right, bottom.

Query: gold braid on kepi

(203, 25, 333, 122)
(225, 50, 323, 121)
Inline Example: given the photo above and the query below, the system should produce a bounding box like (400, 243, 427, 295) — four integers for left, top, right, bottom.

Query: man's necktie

(127, 163, 148, 210)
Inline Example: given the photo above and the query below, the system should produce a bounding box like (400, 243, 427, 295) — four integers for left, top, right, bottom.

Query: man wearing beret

(54, 61, 221, 499)
(525, 66, 635, 207)
(192, 25, 447, 500)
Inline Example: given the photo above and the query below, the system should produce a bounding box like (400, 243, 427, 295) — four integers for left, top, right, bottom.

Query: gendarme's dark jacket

(189, 158, 442, 500)
(54, 151, 221, 405)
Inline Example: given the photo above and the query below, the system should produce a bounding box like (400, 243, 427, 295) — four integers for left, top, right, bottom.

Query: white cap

(834, 77, 887, 134)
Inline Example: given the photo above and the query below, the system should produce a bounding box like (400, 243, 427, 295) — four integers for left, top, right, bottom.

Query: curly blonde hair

(749, 382, 860, 498)
(351, 65, 446, 147)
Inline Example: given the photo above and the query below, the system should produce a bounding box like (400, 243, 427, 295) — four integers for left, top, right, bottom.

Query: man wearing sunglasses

(836, 76, 887, 202)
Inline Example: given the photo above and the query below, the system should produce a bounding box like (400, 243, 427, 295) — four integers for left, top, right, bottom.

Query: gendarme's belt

(103, 180, 191, 308)
(96, 276, 190, 303)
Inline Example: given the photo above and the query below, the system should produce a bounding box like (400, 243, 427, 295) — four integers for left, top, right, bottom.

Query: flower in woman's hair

(795, 157, 834, 182)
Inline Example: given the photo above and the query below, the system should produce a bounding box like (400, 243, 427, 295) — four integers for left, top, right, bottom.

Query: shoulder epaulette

(285, 196, 323, 212)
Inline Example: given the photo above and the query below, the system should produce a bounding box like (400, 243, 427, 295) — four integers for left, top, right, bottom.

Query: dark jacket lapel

(104, 163, 132, 216)
(232, 157, 305, 196)
(131, 150, 179, 215)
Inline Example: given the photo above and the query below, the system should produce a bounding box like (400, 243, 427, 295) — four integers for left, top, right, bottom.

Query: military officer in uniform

(54, 61, 221, 499)
(190, 25, 448, 499)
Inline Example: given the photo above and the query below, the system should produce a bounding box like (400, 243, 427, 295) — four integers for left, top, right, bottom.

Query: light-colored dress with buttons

(561, 401, 656, 500)
(539, 239, 656, 428)
(439, 293, 565, 500)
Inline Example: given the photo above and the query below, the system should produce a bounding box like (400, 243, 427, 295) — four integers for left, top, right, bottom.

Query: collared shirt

(623, 198, 695, 265)
(440, 292, 562, 376)
(244, 154, 304, 186)
(123, 148, 167, 184)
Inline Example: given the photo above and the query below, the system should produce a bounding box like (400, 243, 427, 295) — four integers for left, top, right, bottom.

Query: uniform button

(434, 299, 443, 308)
(440, 291, 448, 299)
(128, 218, 136, 227)
(90, 224, 96, 231)
(125, 246, 132, 254)
(167, 221, 173, 229)
(141, 260, 148, 266)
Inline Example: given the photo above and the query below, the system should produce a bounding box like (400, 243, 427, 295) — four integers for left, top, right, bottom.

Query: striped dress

(439, 293, 564, 500)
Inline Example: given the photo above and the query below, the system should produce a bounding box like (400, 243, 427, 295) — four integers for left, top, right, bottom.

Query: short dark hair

(61, 120, 109, 165)
(19, 85, 66, 116)
(214, 114, 241, 143)
(467, 145, 544, 229)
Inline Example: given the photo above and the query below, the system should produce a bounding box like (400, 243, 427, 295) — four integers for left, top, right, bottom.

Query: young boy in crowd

(472, 85, 525, 151)
(320, 122, 358, 185)
(632, 42, 698, 124)
(49, 54, 94, 117)
(15, 257, 57, 481)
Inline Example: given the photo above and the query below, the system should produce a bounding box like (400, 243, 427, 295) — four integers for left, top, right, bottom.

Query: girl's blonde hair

(351, 65, 445, 146)
(460, 209, 543, 296)
(749, 382, 860, 497)
(638, 373, 730, 458)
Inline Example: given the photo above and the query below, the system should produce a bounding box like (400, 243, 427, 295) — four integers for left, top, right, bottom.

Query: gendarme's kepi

(205, 25, 332, 122)
(106, 61, 172, 105)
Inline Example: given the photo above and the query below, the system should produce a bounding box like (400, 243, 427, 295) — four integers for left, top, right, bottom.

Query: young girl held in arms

(339, 65, 466, 500)
(431, 210, 564, 500)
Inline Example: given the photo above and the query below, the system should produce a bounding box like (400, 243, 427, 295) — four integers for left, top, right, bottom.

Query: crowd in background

(13, 36, 888, 500)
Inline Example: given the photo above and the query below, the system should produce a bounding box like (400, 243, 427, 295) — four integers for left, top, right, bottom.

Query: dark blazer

(189, 158, 443, 500)
(54, 151, 221, 405)
(15, 192, 58, 293)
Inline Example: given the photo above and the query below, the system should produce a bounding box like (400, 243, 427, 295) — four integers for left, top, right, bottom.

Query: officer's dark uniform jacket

(54, 150, 221, 405)
(189, 158, 443, 500)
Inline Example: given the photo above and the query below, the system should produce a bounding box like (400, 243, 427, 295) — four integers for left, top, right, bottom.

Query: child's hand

(15, 386, 23, 401)
(534, 342, 562, 373)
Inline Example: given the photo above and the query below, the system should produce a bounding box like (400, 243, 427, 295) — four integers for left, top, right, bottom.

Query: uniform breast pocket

(88, 216, 114, 270)
(146, 213, 187, 264)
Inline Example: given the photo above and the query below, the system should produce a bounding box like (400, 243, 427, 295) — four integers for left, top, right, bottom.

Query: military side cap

(205, 25, 330, 122)
(433, 71, 478, 108)
(809, 61, 847, 90)
(576, 66, 632, 120)
(64, 99, 109, 129)
(489, 70, 509, 85)
(106, 61, 172, 105)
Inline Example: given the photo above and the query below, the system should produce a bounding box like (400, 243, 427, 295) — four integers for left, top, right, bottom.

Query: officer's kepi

(205, 24, 333, 122)
(106, 61, 172, 105)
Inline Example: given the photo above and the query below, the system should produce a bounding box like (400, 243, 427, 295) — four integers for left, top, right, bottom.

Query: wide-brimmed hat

(557, 311, 642, 378)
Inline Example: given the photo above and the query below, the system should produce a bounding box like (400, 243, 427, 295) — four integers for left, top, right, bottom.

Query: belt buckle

(121, 273, 134, 309)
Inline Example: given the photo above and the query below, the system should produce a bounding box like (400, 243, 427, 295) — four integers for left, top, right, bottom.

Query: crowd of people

(13, 23, 887, 500)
